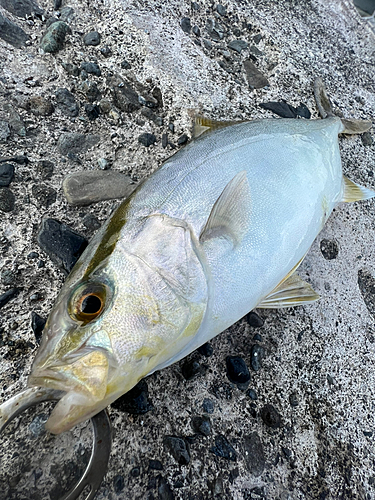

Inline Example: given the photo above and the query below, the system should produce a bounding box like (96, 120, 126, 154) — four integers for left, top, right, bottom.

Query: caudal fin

(341, 176, 375, 202)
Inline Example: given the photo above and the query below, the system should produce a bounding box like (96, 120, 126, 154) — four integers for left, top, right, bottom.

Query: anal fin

(341, 176, 375, 202)
(257, 273, 320, 309)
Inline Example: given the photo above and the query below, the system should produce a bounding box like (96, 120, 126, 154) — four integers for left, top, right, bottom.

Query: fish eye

(69, 283, 107, 324)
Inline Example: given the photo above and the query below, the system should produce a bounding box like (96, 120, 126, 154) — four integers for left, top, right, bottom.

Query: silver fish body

(29, 116, 374, 433)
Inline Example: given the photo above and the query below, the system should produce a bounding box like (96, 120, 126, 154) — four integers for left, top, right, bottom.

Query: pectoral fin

(200, 171, 251, 245)
(193, 115, 244, 138)
(257, 273, 320, 309)
(341, 176, 375, 202)
(340, 119, 372, 135)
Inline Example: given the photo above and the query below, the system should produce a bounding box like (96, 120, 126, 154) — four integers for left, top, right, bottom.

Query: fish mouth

(28, 349, 110, 434)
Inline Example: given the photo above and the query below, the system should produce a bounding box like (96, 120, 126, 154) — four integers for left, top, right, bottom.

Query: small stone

(247, 388, 258, 400)
(197, 342, 213, 357)
(253, 333, 262, 342)
(181, 359, 202, 380)
(203, 39, 212, 49)
(260, 404, 281, 428)
(210, 435, 237, 461)
(247, 311, 264, 327)
(243, 60, 269, 89)
(40, 21, 70, 53)
(61, 62, 80, 77)
(97, 158, 109, 170)
(0, 163, 14, 186)
(31, 312, 46, 344)
(1, 269, 16, 286)
(168, 123, 175, 133)
(0, 288, 20, 310)
(29, 413, 48, 438)
(226, 356, 250, 385)
(113, 475, 125, 493)
(253, 34, 262, 44)
(79, 80, 100, 102)
(320, 239, 339, 260)
(99, 99, 111, 114)
(100, 45, 112, 57)
(55, 88, 79, 117)
(37, 218, 88, 274)
(228, 40, 248, 53)
(206, 19, 225, 41)
(0, 12, 29, 48)
(83, 31, 101, 46)
(60, 6, 75, 23)
(181, 17, 191, 34)
(141, 108, 163, 126)
(82, 213, 101, 231)
(177, 134, 188, 145)
(0, 120, 11, 141)
(138, 132, 157, 147)
(30, 292, 42, 302)
(295, 103, 311, 119)
(3, 103, 25, 136)
(358, 269, 375, 318)
(0, 187, 15, 212)
(112, 82, 140, 113)
(242, 432, 265, 476)
(81, 61, 101, 76)
(191, 415, 211, 436)
(249, 45, 263, 56)
(192, 2, 200, 10)
(202, 398, 214, 414)
(289, 392, 299, 407)
(84, 103, 100, 120)
(58, 133, 100, 156)
(216, 4, 226, 16)
(0, 0, 44, 18)
(111, 379, 153, 414)
(27, 251, 39, 259)
(163, 436, 190, 465)
(361, 132, 374, 146)
(250, 344, 265, 372)
(162, 133, 168, 148)
(121, 59, 131, 69)
(26, 96, 54, 116)
(158, 476, 174, 500)
(80, 69, 88, 80)
(63, 170, 135, 206)
(149, 459, 163, 470)
(36, 160, 54, 180)
(31, 184, 56, 207)
(260, 101, 295, 118)
(130, 467, 140, 478)
(192, 25, 201, 36)
(54, 0, 62, 9)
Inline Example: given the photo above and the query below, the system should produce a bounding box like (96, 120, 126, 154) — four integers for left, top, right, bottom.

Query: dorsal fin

(200, 171, 251, 245)
(340, 119, 372, 135)
(341, 176, 375, 202)
(257, 273, 320, 309)
(193, 115, 244, 138)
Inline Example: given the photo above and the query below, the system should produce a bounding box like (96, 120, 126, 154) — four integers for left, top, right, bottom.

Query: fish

(28, 84, 375, 434)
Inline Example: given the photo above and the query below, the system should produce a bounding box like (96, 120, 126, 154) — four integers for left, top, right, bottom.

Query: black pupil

(81, 295, 102, 314)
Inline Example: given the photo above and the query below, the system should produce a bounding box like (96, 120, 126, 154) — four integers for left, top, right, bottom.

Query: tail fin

(341, 177, 375, 203)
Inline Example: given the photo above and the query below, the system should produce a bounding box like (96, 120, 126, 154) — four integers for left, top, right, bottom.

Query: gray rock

(0, 12, 29, 48)
(4, 103, 26, 137)
(358, 269, 375, 318)
(140, 107, 163, 126)
(0, 0, 43, 17)
(242, 432, 265, 476)
(320, 239, 339, 260)
(260, 404, 281, 428)
(361, 132, 374, 146)
(250, 344, 265, 371)
(0, 187, 15, 212)
(112, 81, 140, 113)
(228, 40, 249, 53)
(62, 170, 135, 206)
(216, 4, 226, 16)
(191, 415, 211, 436)
(35, 160, 54, 180)
(0, 120, 10, 142)
(206, 19, 225, 41)
(1, 269, 16, 286)
(138, 132, 157, 147)
(80, 61, 101, 76)
(163, 436, 190, 465)
(79, 80, 100, 102)
(40, 21, 71, 53)
(84, 103, 100, 120)
(210, 435, 237, 461)
(243, 60, 269, 89)
(250, 45, 263, 56)
(55, 88, 79, 117)
(61, 62, 80, 77)
(31, 184, 57, 207)
(0, 287, 20, 310)
(83, 31, 101, 46)
(120, 59, 131, 69)
(26, 96, 54, 116)
(181, 17, 191, 34)
(82, 213, 101, 231)
(158, 476, 174, 500)
(57, 133, 100, 156)
(0, 163, 14, 186)
(97, 158, 109, 169)
(60, 6, 75, 23)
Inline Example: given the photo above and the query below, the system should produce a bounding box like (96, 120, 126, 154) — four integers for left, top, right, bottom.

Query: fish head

(29, 214, 208, 434)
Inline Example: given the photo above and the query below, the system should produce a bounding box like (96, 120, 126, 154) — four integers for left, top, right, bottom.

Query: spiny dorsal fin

(193, 115, 244, 138)
(200, 171, 251, 245)
(341, 176, 375, 202)
(340, 118, 372, 135)
(257, 273, 320, 309)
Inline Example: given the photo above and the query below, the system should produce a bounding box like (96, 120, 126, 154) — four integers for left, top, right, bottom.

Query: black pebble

(138, 132, 157, 147)
(0, 163, 14, 187)
(0, 288, 20, 310)
(130, 467, 140, 477)
(0, 187, 15, 212)
(1, 269, 16, 286)
(83, 31, 101, 46)
(100, 45, 112, 57)
(32, 184, 57, 208)
(36, 160, 54, 180)
(113, 475, 125, 493)
(191, 415, 211, 436)
(210, 435, 237, 461)
(181, 359, 202, 380)
(181, 17, 191, 34)
(260, 101, 296, 118)
(295, 103, 311, 119)
(260, 404, 281, 428)
(37, 218, 88, 275)
(163, 436, 190, 465)
(81, 61, 101, 76)
(168, 123, 175, 133)
(84, 103, 100, 120)
(61, 62, 80, 76)
(226, 355, 250, 385)
(250, 344, 265, 372)
(82, 214, 101, 231)
(31, 312, 46, 344)
(197, 342, 213, 357)
(27, 252, 39, 259)
(192, 25, 201, 36)
(177, 134, 188, 145)
(158, 475, 174, 500)
(149, 459, 163, 470)
(216, 4, 226, 16)
(162, 133, 168, 148)
(247, 310, 264, 327)
(121, 59, 131, 69)
(361, 132, 374, 147)
(202, 398, 214, 414)
(253, 333, 262, 342)
(289, 392, 299, 407)
(247, 388, 258, 400)
(55, 88, 79, 118)
(111, 379, 153, 414)
(320, 239, 339, 260)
